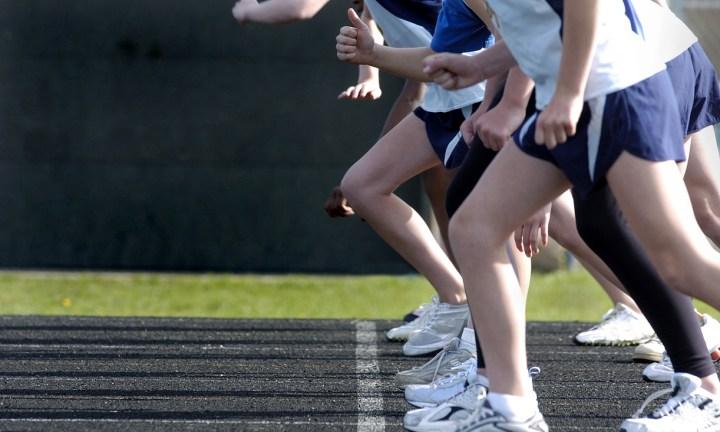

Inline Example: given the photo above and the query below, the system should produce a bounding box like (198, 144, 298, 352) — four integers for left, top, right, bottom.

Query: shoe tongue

(671, 373, 702, 396)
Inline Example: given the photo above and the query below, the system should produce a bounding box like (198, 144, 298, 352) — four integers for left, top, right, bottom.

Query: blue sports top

(431, 0, 493, 54)
(363, 0, 487, 112)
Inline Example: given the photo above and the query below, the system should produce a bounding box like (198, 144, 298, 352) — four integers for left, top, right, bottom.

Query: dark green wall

(0, 1, 424, 272)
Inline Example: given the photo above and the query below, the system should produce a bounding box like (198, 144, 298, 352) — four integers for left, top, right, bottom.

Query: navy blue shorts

(514, 71, 686, 199)
(665, 42, 720, 136)
(414, 103, 480, 169)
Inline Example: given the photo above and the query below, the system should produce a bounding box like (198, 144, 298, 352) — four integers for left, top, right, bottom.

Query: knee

(340, 166, 372, 208)
(652, 252, 696, 297)
(449, 206, 501, 258)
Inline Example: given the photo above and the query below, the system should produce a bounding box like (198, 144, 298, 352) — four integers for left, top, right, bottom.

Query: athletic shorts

(413, 103, 480, 169)
(665, 42, 720, 136)
(514, 71, 685, 199)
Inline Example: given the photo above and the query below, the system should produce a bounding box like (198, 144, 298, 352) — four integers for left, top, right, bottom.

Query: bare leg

(685, 127, 720, 246)
(342, 114, 465, 304)
(450, 143, 570, 396)
(421, 165, 455, 258)
(607, 152, 720, 394)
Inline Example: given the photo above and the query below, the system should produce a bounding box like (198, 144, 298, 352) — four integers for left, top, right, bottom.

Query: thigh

(607, 152, 708, 253)
(348, 113, 440, 193)
(685, 126, 720, 192)
(454, 142, 571, 238)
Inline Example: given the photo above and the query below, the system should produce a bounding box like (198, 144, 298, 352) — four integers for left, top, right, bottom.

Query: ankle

(700, 375, 720, 396)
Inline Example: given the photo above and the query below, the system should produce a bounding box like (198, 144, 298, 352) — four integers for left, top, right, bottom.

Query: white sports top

(363, 0, 486, 112)
(485, 0, 666, 108)
(631, 0, 697, 64)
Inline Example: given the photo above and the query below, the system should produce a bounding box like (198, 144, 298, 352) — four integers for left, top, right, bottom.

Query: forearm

(500, 67, 534, 109)
(463, 0, 499, 35)
(380, 80, 425, 136)
(369, 45, 435, 82)
(471, 41, 516, 84)
(555, 0, 599, 98)
(244, 0, 329, 23)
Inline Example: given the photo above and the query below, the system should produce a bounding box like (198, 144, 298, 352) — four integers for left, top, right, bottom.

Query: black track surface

(0, 316, 686, 431)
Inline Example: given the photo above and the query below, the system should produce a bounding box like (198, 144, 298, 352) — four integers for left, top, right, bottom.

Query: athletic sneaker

(387, 297, 438, 341)
(406, 366, 541, 409)
(453, 399, 549, 432)
(405, 361, 478, 408)
(635, 314, 720, 364)
(404, 376, 489, 432)
(634, 335, 664, 363)
(403, 302, 470, 356)
(405, 300, 434, 322)
(574, 303, 654, 346)
(396, 338, 476, 386)
(643, 315, 720, 383)
(620, 373, 720, 432)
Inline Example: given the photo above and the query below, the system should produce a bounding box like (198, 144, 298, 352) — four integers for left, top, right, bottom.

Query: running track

(0, 316, 687, 431)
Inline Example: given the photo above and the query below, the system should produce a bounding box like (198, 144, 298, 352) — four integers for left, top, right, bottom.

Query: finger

(554, 124, 568, 145)
(543, 123, 557, 149)
(541, 221, 549, 247)
(339, 27, 358, 38)
(522, 224, 534, 257)
(347, 8, 365, 28)
(351, 84, 362, 99)
(534, 120, 545, 145)
(531, 226, 540, 255)
(336, 35, 357, 46)
(460, 120, 474, 144)
(565, 119, 577, 138)
(336, 44, 356, 54)
(337, 86, 353, 99)
(514, 227, 524, 253)
(422, 55, 444, 75)
(370, 88, 382, 100)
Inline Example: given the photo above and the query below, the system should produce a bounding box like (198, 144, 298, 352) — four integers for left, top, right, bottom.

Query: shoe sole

(632, 352, 663, 363)
(405, 399, 439, 408)
(403, 343, 449, 356)
(574, 337, 652, 347)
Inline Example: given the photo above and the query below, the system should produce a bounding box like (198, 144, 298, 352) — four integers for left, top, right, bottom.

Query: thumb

(347, 8, 366, 29)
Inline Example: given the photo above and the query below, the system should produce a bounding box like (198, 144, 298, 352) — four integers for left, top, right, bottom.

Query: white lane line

(355, 321, 385, 432)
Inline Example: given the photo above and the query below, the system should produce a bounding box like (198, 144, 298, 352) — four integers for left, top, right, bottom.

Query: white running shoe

(643, 315, 720, 383)
(574, 303, 654, 346)
(453, 399, 549, 432)
(634, 335, 664, 363)
(620, 373, 720, 432)
(396, 338, 476, 386)
(405, 361, 478, 408)
(404, 376, 489, 432)
(403, 302, 469, 356)
(635, 314, 720, 364)
(387, 297, 438, 341)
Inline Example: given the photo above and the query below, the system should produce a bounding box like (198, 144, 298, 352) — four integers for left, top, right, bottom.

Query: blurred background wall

(0, 0, 424, 273)
(0, 0, 718, 273)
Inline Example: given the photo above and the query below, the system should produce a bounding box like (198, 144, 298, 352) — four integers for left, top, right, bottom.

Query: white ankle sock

(487, 392, 538, 422)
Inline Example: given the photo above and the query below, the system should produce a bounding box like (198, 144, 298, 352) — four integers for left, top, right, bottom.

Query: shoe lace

(632, 386, 705, 420)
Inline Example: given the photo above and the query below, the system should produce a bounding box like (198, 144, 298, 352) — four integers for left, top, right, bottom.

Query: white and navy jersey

(630, 0, 697, 64)
(363, 0, 488, 112)
(485, 0, 665, 109)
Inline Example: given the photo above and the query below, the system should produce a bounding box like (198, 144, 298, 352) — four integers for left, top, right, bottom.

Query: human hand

(422, 52, 483, 90)
(324, 186, 355, 218)
(232, 0, 258, 23)
(534, 91, 583, 149)
(338, 79, 382, 100)
(514, 204, 551, 257)
(476, 102, 526, 151)
(336, 8, 376, 65)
